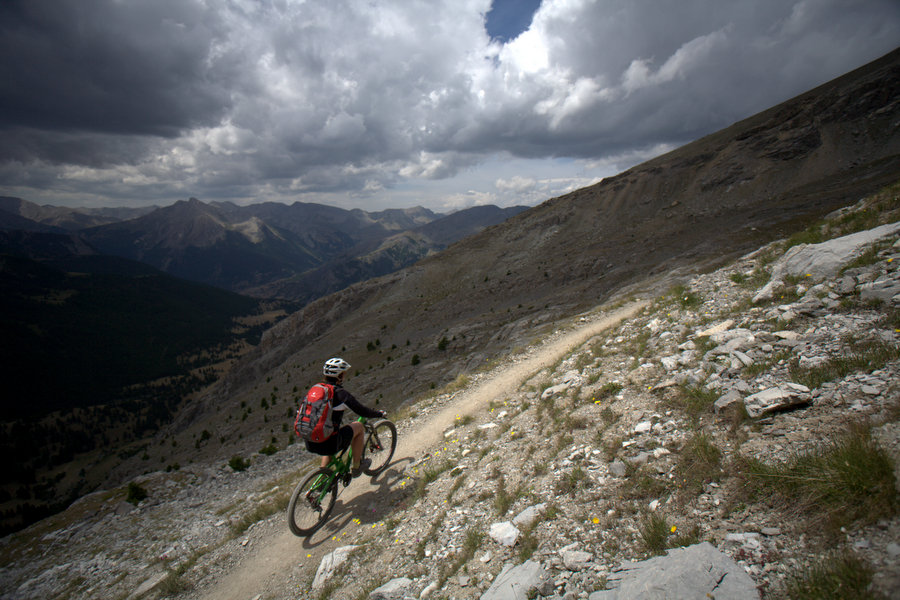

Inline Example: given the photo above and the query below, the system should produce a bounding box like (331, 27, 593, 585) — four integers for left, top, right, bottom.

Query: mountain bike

(287, 417, 397, 536)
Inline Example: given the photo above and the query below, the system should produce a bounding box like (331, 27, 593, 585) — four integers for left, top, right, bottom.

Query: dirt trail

(196, 302, 646, 600)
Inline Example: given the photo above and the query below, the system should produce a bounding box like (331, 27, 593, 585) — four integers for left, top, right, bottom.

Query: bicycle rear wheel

(362, 420, 397, 476)
(287, 468, 337, 536)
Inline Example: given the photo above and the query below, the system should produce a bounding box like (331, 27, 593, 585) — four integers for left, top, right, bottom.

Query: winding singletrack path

(194, 302, 646, 600)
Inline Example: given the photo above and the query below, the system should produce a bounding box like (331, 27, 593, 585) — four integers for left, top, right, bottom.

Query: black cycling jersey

(327, 383, 382, 429)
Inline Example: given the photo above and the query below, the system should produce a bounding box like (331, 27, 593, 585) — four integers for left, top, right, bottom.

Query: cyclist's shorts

(305, 424, 354, 456)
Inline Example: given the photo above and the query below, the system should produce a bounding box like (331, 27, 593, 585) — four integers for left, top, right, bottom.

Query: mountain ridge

(1, 196, 528, 302)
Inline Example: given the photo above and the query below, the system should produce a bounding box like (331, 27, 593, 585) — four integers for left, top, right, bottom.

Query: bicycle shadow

(298, 456, 414, 550)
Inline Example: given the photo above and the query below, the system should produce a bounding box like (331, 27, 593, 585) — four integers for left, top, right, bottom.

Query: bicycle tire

(362, 420, 397, 476)
(287, 468, 337, 536)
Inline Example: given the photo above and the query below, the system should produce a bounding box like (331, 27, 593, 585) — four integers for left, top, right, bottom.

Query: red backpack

(294, 383, 336, 443)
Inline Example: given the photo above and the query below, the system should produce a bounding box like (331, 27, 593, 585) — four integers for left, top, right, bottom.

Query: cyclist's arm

(337, 389, 384, 419)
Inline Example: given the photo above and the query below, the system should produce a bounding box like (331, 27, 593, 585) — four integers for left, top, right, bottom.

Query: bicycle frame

(305, 417, 372, 504)
(288, 415, 395, 536)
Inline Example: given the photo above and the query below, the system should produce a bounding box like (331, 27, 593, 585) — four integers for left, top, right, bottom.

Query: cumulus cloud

(0, 0, 898, 208)
(496, 176, 537, 193)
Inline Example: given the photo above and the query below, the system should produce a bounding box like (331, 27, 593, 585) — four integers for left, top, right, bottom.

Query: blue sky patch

(485, 0, 542, 43)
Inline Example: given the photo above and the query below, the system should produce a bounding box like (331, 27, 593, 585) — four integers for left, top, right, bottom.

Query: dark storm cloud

(0, 0, 898, 208)
(0, 0, 239, 163)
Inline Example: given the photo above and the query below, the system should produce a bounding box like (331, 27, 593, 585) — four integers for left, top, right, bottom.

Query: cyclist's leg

(348, 421, 365, 469)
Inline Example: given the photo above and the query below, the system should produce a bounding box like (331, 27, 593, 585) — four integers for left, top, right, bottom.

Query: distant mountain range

(0, 196, 528, 300)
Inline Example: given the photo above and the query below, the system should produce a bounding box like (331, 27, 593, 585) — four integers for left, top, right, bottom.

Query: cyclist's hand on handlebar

(378, 410, 387, 418)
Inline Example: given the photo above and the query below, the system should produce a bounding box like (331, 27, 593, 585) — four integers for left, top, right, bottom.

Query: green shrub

(671, 384, 718, 420)
(784, 226, 826, 250)
(494, 474, 513, 515)
(789, 340, 900, 389)
(777, 552, 882, 600)
(675, 432, 722, 500)
(621, 464, 667, 501)
(554, 465, 586, 496)
(126, 482, 147, 505)
(737, 425, 897, 534)
(638, 512, 670, 556)
(517, 522, 540, 562)
(670, 285, 703, 310)
(413, 458, 452, 500)
(596, 382, 623, 401)
(228, 455, 251, 472)
(259, 443, 278, 456)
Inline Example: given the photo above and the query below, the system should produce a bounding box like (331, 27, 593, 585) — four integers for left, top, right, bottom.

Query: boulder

(589, 542, 759, 599)
(561, 547, 593, 571)
(312, 545, 358, 589)
(772, 222, 900, 281)
(859, 278, 900, 304)
(489, 522, 520, 547)
(743, 384, 810, 418)
(714, 389, 743, 414)
(542, 383, 570, 400)
(512, 504, 547, 528)
(369, 577, 413, 600)
(480, 560, 545, 600)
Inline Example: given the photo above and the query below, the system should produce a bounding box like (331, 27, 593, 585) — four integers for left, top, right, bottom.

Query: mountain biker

(304, 357, 385, 477)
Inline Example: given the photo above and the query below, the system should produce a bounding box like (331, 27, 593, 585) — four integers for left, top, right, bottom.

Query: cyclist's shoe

(351, 458, 371, 478)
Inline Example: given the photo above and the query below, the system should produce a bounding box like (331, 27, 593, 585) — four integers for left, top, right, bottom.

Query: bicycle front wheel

(362, 420, 397, 476)
(287, 468, 337, 536)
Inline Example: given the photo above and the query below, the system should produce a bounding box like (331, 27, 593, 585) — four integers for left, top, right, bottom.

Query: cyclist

(305, 358, 385, 477)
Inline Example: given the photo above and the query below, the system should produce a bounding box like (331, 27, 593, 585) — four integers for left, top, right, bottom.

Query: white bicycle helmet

(323, 357, 351, 377)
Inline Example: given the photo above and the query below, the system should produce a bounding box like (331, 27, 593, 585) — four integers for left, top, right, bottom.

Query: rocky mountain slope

(138, 47, 900, 483)
(2, 183, 898, 600)
(241, 205, 529, 303)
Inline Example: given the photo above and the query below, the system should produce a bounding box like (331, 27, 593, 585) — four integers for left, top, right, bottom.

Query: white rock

(660, 356, 680, 371)
(513, 504, 547, 528)
(633, 421, 653, 434)
(732, 350, 754, 367)
(744, 386, 810, 418)
(481, 560, 546, 600)
(541, 383, 569, 399)
(312, 545, 358, 589)
(695, 320, 735, 337)
(419, 581, 439, 598)
(489, 522, 520, 547)
(130, 573, 168, 599)
(370, 577, 413, 600)
(773, 222, 900, 280)
(561, 549, 593, 571)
